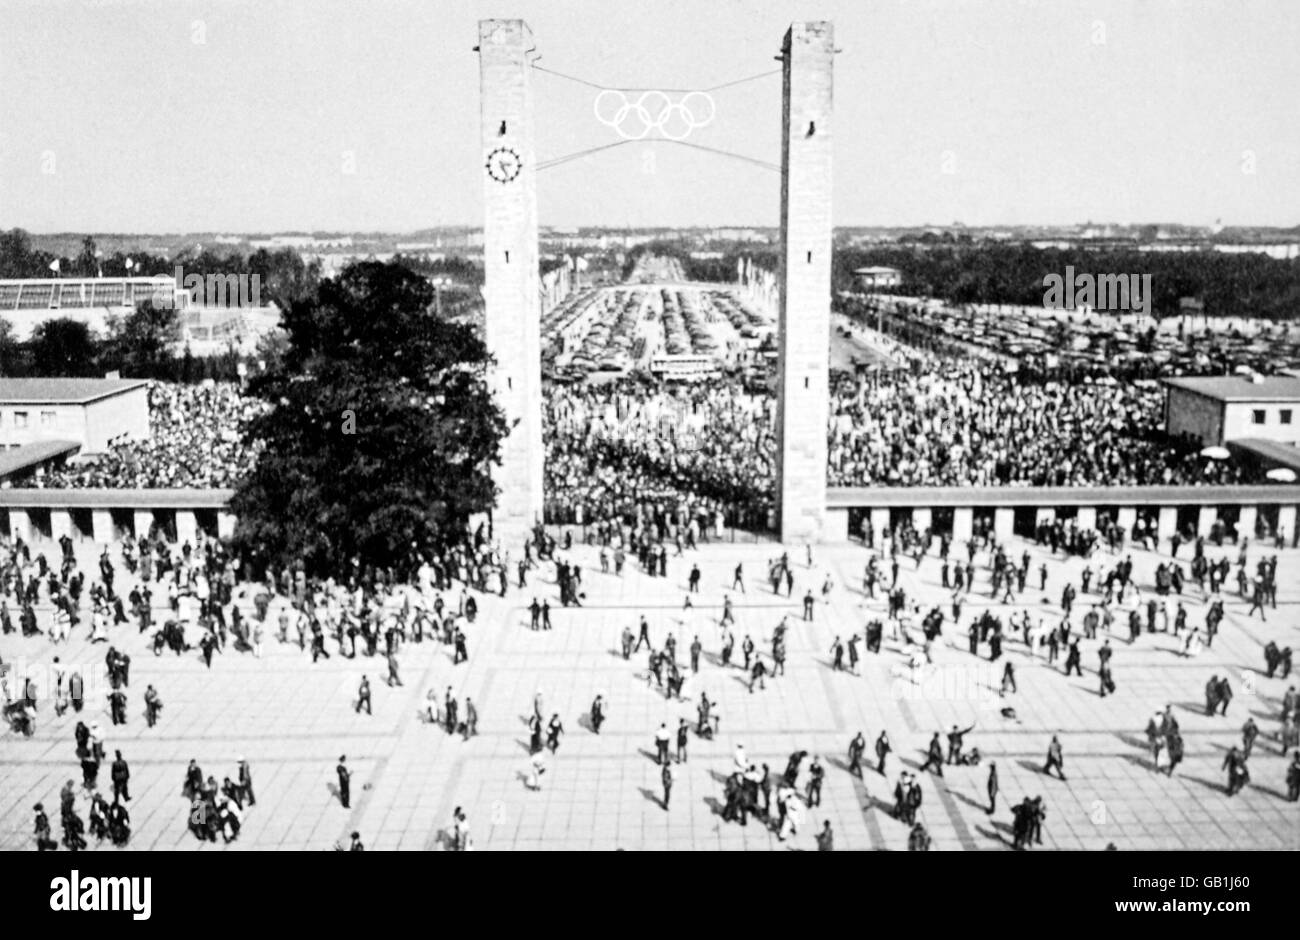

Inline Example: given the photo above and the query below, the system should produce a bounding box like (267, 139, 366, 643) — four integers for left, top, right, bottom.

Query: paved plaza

(1, 533, 1298, 851)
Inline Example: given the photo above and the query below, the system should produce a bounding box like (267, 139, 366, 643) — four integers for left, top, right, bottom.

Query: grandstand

(0, 276, 189, 341)
(0, 276, 280, 352)
(0, 276, 185, 312)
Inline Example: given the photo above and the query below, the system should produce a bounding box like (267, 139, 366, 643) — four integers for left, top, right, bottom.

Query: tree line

(831, 242, 1300, 320)
(0, 304, 265, 383)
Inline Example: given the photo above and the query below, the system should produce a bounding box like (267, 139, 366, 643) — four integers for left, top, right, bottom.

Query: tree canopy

(30, 318, 99, 376)
(103, 300, 182, 375)
(229, 261, 509, 576)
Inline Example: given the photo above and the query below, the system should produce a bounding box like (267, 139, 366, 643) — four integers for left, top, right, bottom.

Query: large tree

(103, 299, 181, 376)
(230, 261, 509, 576)
(30, 318, 99, 376)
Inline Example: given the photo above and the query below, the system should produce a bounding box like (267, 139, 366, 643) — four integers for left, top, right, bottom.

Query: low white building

(853, 266, 902, 290)
(1163, 375, 1300, 446)
(0, 378, 149, 456)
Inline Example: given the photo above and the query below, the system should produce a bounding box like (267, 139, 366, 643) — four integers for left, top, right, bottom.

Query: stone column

(1116, 506, 1137, 534)
(91, 509, 115, 544)
(1157, 506, 1177, 543)
(1237, 505, 1257, 542)
(1035, 507, 1056, 526)
(775, 21, 834, 542)
(133, 510, 154, 541)
(1196, 505, 1217, 537)
(9, 509, 33, 544)
(994, 507, 1013, 542)
(952, 507, 973, 542)
(176, 510, 198, 546)
(51, 510, 73, 544)
(1277, 505, 1296, 545)
(479, 19, 544, 548)
(1076, 507, 1096, 531)
(870, 507, 889, 541)
(217, 512, 237, 540)
(913, 507, 932, 532)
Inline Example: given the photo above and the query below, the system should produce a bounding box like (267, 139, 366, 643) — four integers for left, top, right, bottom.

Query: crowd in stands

(14, 354, 1256, 505)
(827, 352, 1250, 488)
(544, 380, 774, 530)
(29, 383, 265, 489)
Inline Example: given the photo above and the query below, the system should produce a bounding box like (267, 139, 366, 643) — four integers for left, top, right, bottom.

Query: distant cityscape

(17, 222, 1300, 269)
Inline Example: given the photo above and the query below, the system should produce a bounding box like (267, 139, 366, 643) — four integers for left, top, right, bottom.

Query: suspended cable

(535, 137, 777, 173)
(658, 139, 780, 172)
(703, 69, 781, 92)
(536, 139, 638, 172)
(531, 64, 606, 90)
(532, 64, 779, 94)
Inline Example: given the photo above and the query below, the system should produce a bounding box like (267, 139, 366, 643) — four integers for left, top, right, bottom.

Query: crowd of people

(543, 355, 1256, 530)
(544, 378, 774, 530)
(8, 353, 1262, 509)
(29, 382, 265, 489)
(827, 353, 1252, 488)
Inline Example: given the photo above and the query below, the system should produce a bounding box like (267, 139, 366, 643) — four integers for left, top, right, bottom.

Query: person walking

(875, 730, 892, 775)
(847, 731, 866, 777)
(1242, 716, 1259, 760)
(805, 756, 824, 807)
(1166, 729, 1185, 777)
(815, 820, 834, 851)
(546, 714, 564, 753)
(1145, 711, 1164, 770)
(919, 732, 945, 776)
(110, 751, 131, 803)
(986, 761, 999, 814)
(355, 675, 372, 715)
(654, 722, 671, 765)
(463, 697, 478, 739)
(238, 758, 255, 806)
(661, 761, 675, 810)
(336, 756, 352, 809)
(1043, 735, 1067, 780)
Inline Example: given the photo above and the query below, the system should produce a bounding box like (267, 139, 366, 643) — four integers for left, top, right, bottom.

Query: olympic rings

(593, 89, 716, 141)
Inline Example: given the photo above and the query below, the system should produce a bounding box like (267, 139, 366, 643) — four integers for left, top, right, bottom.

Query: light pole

(431, 276, 451, 318)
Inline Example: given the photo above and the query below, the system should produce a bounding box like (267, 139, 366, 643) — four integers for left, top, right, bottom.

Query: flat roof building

(853, 266, 902, 289)
(1163, 375, 1300, 446)
(0, 379, 150, 472)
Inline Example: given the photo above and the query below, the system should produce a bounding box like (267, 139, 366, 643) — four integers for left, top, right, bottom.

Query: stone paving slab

(1, 534, 1298, 850)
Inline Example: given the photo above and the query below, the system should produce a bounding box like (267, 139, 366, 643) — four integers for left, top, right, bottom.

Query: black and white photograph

(0, 0, 1296, 904)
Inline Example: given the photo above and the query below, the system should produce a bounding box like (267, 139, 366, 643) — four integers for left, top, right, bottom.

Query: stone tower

(478, 19, 544, 547)
(776, 22, 833, 543)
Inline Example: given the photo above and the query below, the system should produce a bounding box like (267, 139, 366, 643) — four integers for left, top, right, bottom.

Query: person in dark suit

(110, 750, 130, 802)
(337, 756, 352, 808)
(238, 758, 255, 806)
(33, 803, 56, 851)
(986, 761, 999, 813)
(355, 676, 372, 715)
(919, 733, 945, 776)
(1043, 735, 1067, 780)
(847, 731, 866, 777)
(875, 730, 892, 774)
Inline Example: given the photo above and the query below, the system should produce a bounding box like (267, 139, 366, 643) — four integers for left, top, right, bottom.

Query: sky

(1, 0, 1297, 233)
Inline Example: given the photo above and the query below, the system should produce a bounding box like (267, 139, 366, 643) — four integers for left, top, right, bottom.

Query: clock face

(486, 146, 522, 183)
